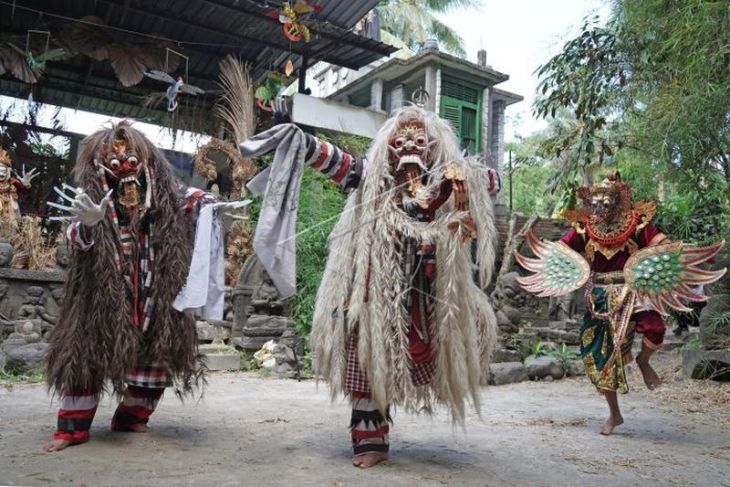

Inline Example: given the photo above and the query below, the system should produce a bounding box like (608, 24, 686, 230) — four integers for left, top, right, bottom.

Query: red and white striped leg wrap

(110, 386, 165, 431)
(350, 394, 390, 457)
(54, 392, 99, 444)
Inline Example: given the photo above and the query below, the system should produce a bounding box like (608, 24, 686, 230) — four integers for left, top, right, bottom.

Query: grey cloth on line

(240, 123, 309, 299)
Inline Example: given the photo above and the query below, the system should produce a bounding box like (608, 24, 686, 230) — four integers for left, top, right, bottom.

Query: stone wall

(0, 268, 65, 372)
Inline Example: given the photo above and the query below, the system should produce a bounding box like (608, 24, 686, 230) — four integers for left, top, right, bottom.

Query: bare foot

(636, 357, 662, 390)
(600, 415, 624, 435)
(43, 439, 71, 452)
(352, 452, 388, 468)
(128, 423, 150, 433)
(112, 423, 150, 433)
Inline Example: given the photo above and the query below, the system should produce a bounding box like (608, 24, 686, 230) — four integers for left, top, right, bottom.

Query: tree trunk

(498, 213, 540, 279)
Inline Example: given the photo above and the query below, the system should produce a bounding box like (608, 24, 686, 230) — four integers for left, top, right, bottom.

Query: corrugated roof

(0, 0, 394, 132)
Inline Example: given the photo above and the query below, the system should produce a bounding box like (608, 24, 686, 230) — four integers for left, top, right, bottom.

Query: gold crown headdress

(576, 170, 633, 208)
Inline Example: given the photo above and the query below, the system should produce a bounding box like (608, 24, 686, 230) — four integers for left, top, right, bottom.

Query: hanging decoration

(284, 59, 295, 77)
(254, 71, 288, 112)
(269, 1, 322, 43)
(0, 30, 68, 84)
(56, 16, 181, 87)
(143, 49, 204, 112)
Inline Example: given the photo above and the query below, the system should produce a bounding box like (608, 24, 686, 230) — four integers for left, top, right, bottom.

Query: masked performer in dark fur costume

(240, 104, 500, 468)
(43, 121, 235, 452)
(515, 172, 725, 435)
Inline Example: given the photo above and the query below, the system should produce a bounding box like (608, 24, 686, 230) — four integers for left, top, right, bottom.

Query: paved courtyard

(1, 356, 728, 487)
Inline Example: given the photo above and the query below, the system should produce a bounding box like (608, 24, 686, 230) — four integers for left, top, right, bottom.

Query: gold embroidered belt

(593, 271, 625, 285)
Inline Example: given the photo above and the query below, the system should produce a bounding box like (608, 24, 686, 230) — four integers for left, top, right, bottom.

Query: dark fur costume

(46, 122, 200, 397)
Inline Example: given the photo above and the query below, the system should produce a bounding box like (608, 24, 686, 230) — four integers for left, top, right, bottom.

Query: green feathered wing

(625, 240, 726, 315)
(515, 230, 591, 297)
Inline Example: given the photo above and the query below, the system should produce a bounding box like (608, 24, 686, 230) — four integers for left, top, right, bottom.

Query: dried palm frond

(225, 222, 253, 285)
(215, 55, 257, 145)
(12, 216, 54, 270)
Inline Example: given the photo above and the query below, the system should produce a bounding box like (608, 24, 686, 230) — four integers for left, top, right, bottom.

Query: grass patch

(0, 368, 45, 384)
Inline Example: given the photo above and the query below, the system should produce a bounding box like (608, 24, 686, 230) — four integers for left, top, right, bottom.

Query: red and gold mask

(101, 139, 145, 210)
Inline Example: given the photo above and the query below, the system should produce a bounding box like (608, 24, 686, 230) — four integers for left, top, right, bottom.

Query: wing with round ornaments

(625, 241, 726, 315)
(514, 230, 591, 297)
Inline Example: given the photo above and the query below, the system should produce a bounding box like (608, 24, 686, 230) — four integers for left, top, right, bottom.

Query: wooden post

(298, 56, 309, 94)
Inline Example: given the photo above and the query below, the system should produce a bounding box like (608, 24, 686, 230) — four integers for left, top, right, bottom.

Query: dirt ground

(1, 353, 728, 487)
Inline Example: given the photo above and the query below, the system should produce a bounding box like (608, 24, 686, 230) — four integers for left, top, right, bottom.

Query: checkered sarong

(345, 237, 438, 394)
(345, 331, 436, 393)
(125, 364, 172, 389)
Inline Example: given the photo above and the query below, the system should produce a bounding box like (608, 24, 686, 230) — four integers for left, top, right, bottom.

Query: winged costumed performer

(515, 171, 726, 435)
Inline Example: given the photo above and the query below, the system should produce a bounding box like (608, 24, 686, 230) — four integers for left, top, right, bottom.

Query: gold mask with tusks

(388, 120, 434, 201)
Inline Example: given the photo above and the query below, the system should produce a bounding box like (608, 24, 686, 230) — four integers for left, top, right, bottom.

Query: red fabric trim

(58, 407, 97, 419)
(352, 426, 390, 441)
(311, 142, 330, 170)
(12, 178, 29, 193)
(351, 391, 372, 399)
(184, 190, 205, 213)
(332, 152, 352, 184)
(53, 430, 90, 444)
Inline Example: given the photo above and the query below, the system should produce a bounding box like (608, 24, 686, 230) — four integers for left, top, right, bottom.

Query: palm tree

(376, 0, 482, 57)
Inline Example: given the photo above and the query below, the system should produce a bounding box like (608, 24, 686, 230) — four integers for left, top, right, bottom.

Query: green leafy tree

(534, 2, 730, 196)
(377, 0, 482, 56)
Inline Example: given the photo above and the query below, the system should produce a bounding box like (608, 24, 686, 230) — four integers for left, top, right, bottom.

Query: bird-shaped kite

(144, 70, 205, 112)
(0, 32, 69, 84)
(56, 16, 180, 87)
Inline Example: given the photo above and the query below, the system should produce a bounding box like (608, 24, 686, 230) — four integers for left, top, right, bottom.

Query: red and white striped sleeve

(303, 133, 364, 191)
(66, 221, 94, 251)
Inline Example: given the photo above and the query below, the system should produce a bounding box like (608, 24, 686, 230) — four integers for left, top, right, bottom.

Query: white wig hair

(310, 105, 498, 424)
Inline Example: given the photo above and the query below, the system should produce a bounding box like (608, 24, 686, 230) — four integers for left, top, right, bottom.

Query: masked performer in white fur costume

(240, 105, 500, 468)
(43, 121, 240, 452)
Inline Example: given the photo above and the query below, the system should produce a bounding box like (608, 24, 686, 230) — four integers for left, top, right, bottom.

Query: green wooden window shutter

(440, 77, 482, 154)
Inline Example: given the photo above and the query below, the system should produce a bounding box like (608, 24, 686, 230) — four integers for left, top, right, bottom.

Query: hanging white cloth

(174, 201, 249, 319)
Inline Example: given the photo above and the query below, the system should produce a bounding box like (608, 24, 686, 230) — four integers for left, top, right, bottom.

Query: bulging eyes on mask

(387, 120, 437, 204)
(590, 193, 617, 222)
(0, 166, 11, 181)
(101, 140, 145, 210)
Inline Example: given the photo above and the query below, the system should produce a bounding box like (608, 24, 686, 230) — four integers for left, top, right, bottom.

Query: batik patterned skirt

(580, 285, 636, 393)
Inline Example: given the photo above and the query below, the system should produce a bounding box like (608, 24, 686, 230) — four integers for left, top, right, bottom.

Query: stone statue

(17, 286, 57, 327)
(55, 244, 70, 268)
(548, 293, 579, 321)
(248, 273, 287, 316)
(490, 271, 545, 333)
(233, 255, 296, 351)
(0, 241, 13, 268)
(7, 320, 42, 343)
